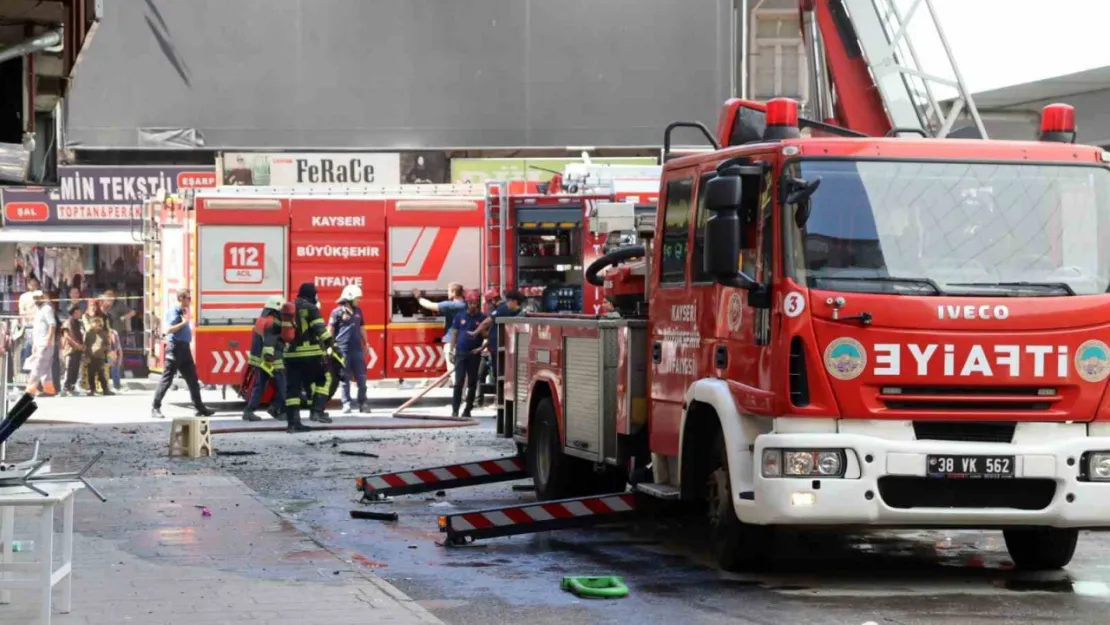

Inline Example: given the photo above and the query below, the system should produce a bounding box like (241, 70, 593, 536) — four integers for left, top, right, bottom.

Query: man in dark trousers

(151, 290, 214, 419)
(450, 291, 487, 417)
(330, 285, 369, 414)
(471, 289, 525, 382)
(283, 283, 336, 433)
(242, 296, 293, 422)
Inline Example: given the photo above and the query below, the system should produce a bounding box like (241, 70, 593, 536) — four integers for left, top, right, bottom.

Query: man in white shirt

(24, 290, 56, 396)
(16, 277, 40, 361)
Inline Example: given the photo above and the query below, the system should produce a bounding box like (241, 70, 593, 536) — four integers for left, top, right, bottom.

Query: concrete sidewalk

(0, 475, 442, 625)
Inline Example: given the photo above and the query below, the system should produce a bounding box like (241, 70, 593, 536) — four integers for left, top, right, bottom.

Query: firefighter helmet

(338, 285, 363, 302)
(264, 295, 284, 311)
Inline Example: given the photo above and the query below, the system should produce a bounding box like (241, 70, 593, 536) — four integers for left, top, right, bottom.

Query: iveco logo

(937, 304, 1009, 321)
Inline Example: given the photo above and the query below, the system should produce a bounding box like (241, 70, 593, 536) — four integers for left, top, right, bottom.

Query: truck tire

(528, 397, 576, 501)
(707, 433, 771, 572)
(1003, 528, 1079, 570)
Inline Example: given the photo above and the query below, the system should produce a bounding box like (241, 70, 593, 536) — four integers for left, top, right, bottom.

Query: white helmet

(338, 285, 363, 302)
(264, 295, 284, 311)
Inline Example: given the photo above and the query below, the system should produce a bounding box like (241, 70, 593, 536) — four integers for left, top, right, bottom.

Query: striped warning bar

(440, 492, 642, 545)
(356, 456, 528, 500)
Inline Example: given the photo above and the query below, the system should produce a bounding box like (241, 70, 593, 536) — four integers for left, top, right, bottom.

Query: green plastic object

(560, 576, 629, 599)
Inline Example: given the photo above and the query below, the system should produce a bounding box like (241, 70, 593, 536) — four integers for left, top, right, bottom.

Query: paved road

(15, 389, 1110, 624)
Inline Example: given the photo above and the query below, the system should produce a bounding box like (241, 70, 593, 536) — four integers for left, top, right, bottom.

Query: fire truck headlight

(761, 449, 782, 478)
(762, 449, 846, 478)
(815, 451, 843, 476)
(1088, 453, 1110, 481)
(784, 451, 815, 476)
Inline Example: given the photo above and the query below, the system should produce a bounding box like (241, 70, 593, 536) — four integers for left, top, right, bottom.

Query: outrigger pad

(561, 576, 629, 599)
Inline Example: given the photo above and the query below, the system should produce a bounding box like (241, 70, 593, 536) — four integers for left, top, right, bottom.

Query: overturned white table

(0, 481, 82, 625)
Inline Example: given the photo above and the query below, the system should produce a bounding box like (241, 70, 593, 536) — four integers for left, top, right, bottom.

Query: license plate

(927, 454, 1014, 479)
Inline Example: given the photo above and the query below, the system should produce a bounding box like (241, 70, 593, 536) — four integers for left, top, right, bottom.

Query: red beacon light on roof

(1039, 103, 1077, 144)
(763, 98, 801, 141)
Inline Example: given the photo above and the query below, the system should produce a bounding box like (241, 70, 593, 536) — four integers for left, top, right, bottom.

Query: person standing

(100, 289, 134, 391)
(470, 290, 525, 382)
(151, 290, 213, 419)
(17, 277, 41, 366)
(283, 283, 336, 432)
(23, 291, 56, 396)
(243, 296, 292, 422)
(450, 291, 487, 418)
(82, 306, 113, 396)
(60, 305, 85, 396)
(329, 285, 369, 414)
(413, 282, 465, 366)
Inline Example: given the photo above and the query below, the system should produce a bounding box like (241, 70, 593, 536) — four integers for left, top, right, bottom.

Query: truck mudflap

(438, 492, 643, 546)
(356, 456, 528, 501)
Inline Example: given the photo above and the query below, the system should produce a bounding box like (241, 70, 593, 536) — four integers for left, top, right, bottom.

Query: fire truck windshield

(787, 159, 1110, 297)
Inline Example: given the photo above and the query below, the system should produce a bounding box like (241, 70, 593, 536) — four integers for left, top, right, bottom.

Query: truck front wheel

(528, 397, 576, 500)
(1003, 528, 1079, 570)
(707, 433, 771, 572)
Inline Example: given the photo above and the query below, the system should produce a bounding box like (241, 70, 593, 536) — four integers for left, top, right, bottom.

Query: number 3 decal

(783, 292, 805, 318)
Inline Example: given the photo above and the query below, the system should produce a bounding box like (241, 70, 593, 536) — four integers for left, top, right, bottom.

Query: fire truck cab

(493, 98, 1110, 572)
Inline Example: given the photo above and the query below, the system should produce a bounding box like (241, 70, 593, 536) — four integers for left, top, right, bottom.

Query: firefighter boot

(268, 404, 286, 420)
(310, 392, 333, 424)
(285, 404, 311, 434)
(242, 410, 261, 422)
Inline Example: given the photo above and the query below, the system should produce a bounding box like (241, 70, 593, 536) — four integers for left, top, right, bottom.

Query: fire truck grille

(878, 477, 1056, 511)
(912, 421, 1017, 443)
(879, 386, 1055, 412)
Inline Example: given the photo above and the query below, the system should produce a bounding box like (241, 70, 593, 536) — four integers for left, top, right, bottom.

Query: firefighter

(450, 290, 487, 417)
(329, 284, 369, 414)
(284, 283, 338, 433)
(242, 295, 293, 422)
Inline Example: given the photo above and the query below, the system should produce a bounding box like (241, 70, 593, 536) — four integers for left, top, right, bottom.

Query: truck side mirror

(702, 174, 744, 279)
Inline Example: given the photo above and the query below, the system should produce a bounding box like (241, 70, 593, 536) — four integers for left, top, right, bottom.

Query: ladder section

(841, 0, 987, 138)
(484, 180, 510, 295)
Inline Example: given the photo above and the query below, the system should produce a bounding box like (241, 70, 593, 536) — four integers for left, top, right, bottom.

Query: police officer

(284, 283, 337, 433)
(330, 285, 369, 414)
(242, 295, 292, 422)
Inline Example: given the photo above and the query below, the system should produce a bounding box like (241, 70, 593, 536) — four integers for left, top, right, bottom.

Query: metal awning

(0, 227, 140, 245)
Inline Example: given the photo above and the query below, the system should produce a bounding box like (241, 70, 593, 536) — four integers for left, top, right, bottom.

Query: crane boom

(799, 0, 988, 138)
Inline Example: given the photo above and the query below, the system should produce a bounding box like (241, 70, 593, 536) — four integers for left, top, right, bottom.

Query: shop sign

(450, 157, 657, 184)
(1, 165, 217, 227)
(221, 152, 398, 187)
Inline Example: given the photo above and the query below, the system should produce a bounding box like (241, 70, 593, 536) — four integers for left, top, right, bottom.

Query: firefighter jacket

(286, 297, 334, 359)
(248, 309, 291, 372)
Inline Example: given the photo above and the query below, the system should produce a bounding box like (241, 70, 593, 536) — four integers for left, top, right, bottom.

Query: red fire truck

(483, 163, 660, 315)
(354, 2, 1110, 572)
(142, 166, 662, 390)
(141, 185, 487, 386)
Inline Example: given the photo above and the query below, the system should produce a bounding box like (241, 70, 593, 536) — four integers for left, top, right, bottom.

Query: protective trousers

(285, 357, 327, 423)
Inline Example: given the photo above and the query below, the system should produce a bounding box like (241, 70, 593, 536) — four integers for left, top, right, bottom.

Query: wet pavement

(11, 388, 1110, 623)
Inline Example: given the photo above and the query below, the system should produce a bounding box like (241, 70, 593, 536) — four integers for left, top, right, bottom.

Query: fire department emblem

(726, 293, 743, 332)
(1075, 340, 1110, 383)
(823, 337, 867, 381)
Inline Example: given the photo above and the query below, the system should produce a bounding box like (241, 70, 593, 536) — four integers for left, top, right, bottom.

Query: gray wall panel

(67, 0, 733, 149)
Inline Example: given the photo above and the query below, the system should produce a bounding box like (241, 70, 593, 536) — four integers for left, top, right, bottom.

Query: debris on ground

(560, 576, 629, 599)
(196, 505, 212, 517)
(217, 450, 258, 456)
(349, 509, 399, 522)
(338, 450, 379, 458)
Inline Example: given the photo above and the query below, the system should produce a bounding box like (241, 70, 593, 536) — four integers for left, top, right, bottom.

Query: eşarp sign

(1, 165, 217, 227)
(220, 152, 403, 187)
